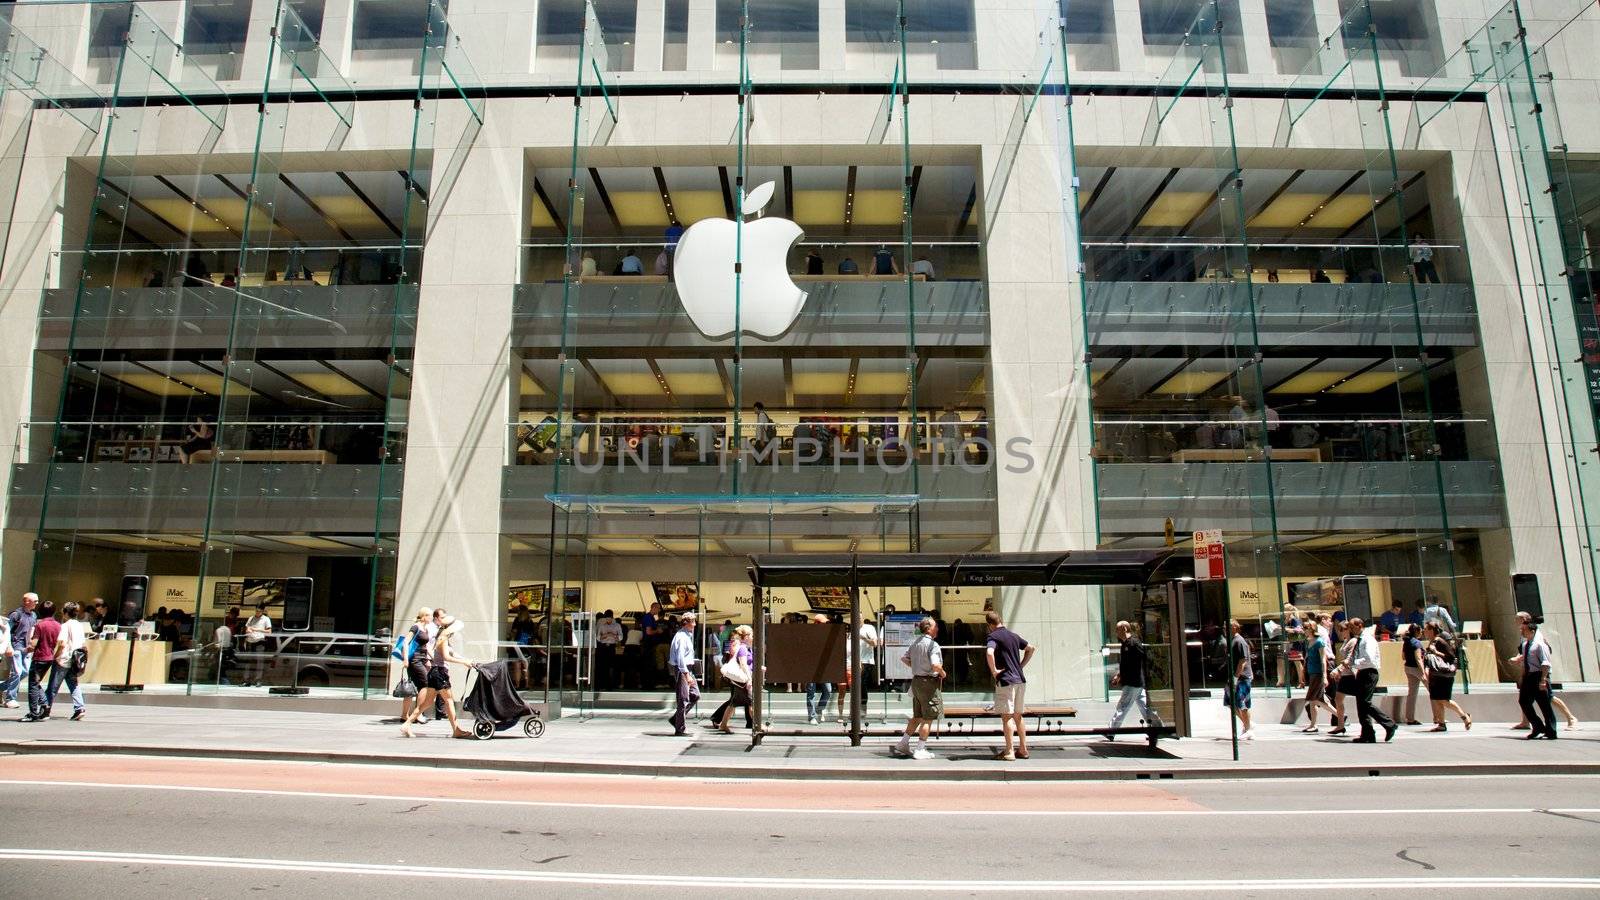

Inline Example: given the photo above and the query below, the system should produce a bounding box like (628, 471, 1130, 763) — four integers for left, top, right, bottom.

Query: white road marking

(0, 849, 1595, 891)
(2, 779, 1597, 819)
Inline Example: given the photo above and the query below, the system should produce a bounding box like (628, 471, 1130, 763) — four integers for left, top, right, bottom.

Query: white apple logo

(672, 181, 807, 339)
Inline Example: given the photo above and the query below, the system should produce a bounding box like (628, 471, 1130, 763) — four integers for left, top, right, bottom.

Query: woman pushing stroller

(400, 608, 476, 739)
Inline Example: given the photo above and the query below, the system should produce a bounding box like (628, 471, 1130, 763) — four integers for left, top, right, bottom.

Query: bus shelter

(745, 549, 1175, 747)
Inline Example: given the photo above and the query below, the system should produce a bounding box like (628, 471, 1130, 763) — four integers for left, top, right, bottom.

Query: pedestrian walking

(397, 608, 432, 723)
(892, 617, 945, 760)
(1298, 622, 1336, 732)
(243, 603, 273, 686)
(1508, 612, 1579, 732)
(1108, 620, 1155, 739)
(1224, 619, 1253, 740)
(212, 616, 236, 685)
(45, 601, 88, 721)
(3, 592, 39, 708)
(666, 613, 699, 736)
(836, 614, 883, 723)
(710, 625, 754, 733)
(805, 613, 834, 725)
(399, 609, 473, 739)
(1512, 615, 1557, 740)
(1283, 603, 1306, 689)
(1421, 622, 1470, 731)
(984, 610, 1034, 760)
(1334, 618, 1396, 743)
(1400, 624, 1426, 725)
(1326, 617, 1352, 736)
(22, 600, 60, 722)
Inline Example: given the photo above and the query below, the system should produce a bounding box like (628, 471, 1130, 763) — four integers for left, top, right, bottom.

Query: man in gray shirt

(666, 613, 699, 737)
(892, 617, 944, 760)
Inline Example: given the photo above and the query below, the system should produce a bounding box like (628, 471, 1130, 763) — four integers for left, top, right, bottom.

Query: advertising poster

(507, 583, 548, 614)
(881, 612, 923, 680)
(653, 582, 699, 612)
(803, 586, 851, 612)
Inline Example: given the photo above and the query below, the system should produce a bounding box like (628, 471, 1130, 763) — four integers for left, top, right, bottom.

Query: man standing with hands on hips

(666, 613, 699, 736)
(984, 610, 1034, 761)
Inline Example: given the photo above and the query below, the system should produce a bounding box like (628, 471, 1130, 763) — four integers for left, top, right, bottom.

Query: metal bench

(939, 705, 1177, 748)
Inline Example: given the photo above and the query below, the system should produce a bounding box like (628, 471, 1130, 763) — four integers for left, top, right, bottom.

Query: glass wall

(16, 0, 479, 696)
(504, 0, 997, 718)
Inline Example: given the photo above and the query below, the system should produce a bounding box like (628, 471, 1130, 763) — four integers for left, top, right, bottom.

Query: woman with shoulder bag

(709, 625, 755, 734)
(396, 608, 432, 724)
(1423, 622, 1471, 732)
(49, 601, 89, 721)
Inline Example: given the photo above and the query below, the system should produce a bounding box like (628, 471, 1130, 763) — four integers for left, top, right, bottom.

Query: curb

(4, 740, 1598, 782)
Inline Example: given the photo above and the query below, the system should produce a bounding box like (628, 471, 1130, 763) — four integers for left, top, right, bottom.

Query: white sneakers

(891, 740, 935, 760)
(1, 700, 16, 709)
(911, 748, 935, 760)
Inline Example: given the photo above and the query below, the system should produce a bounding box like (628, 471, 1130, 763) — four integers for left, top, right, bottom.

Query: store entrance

(516, 494, 919, 719)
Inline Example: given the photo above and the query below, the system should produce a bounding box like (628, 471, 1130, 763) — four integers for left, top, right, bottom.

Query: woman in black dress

(1422, 622, 1471, 731)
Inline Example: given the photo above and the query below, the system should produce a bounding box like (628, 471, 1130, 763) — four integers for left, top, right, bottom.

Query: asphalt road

(1, 755, 1597, 896)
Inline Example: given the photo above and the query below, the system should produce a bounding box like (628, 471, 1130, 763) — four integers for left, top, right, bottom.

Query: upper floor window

(185, 0, 252, 80)
(663, 0, 690, 71)
(845, 0, 977, 72)
(537, 0, 637, 74)
(717, 0, 819, 71)
(352, 0, 441, 52)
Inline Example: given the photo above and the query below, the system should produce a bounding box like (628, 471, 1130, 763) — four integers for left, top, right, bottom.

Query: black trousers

(1518, 672, 1556, 736)
(1354, 668, 1393, 738)
(711, 682, 754, 729)
(668, 671, 698, 734)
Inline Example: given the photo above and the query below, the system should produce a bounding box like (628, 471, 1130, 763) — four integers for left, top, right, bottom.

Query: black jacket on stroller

(462, 660, 537, 725)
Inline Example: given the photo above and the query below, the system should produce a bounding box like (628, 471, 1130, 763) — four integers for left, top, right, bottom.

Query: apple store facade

(3, 0, 1600, 710)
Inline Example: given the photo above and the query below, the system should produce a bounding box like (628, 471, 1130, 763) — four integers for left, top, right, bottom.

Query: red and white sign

(1193, 530, 1226, 581)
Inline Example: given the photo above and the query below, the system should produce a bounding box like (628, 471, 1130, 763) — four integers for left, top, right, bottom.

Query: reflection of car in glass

(168, 632, 390, 687)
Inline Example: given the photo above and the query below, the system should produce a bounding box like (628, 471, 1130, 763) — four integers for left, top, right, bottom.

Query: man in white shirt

(893, 617, 945, 760)
(596, 610, 623, 690)
(213, 619, 235, 685)
(243, 604, 273, 686)
(49, 601, 89, 719)
(837, 617, 882, 722)
(1334, 618, 1396, 743)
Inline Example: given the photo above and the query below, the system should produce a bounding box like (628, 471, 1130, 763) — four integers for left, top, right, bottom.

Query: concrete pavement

(0, 701, 1594, 780)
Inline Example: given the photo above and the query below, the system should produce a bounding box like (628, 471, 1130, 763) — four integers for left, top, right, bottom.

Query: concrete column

(1445, 99, 1597, 680)
(317, 0, 358, 76)
(238, 0, 283, 86)
(635, 0, 666, 73)
(1311, 0, 1343, 40)
(978, 99, 1102, 703)
(396, 126, 520, 674)
(817, 0, 845, 72)
(1236, 0, 1275, 76)
(444, 0, 536, 77)
(1111, 0, 1147, 76)
(687, 0, 715, 71)
(132, 1, 187, 85)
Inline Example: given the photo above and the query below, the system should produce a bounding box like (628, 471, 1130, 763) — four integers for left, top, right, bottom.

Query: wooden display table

(1171, 447, 1324, 463)
(1378, 638, 1500, 687)
(83, 639, 169, 686)
(188, 449, 337, 464)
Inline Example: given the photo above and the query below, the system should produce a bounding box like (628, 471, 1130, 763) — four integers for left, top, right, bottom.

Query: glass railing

(1090, 418, 1488, 465)
(1095, 460, 1506, 531)
(15, 420, 399, 466)
(1085, 282, 1479, 347)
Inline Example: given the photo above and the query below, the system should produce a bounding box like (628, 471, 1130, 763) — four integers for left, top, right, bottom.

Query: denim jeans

(806, 682, 834, 719)
(27, 659, 54, 717)
(3, 649, 31, 702)
(47, 661, 85, 713)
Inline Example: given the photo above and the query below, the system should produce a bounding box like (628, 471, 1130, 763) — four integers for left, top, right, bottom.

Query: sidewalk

(0, 703, 1593, 781)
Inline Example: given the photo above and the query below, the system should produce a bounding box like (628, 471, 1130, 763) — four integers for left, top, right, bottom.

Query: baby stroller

(462, 659, 545, 740)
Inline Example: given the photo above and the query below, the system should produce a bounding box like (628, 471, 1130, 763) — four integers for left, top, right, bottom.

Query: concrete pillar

(1311, 0, 1343, 39)
(238, 0, 284, 86)
(634, 0, 666, 72)
(1446, 100, 1597, 681)
(1111, 0, 1147, 76)
(396, 127, 520, 673)
(317, 0, 358, 76)
(979, 98, 1102, 702)
(818, 0, 845, 72)
(687, 0, 715, 71)
(1236, 0, 1275, 75)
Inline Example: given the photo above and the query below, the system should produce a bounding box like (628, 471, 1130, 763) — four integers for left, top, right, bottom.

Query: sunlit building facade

(2, 0, 1597, 710)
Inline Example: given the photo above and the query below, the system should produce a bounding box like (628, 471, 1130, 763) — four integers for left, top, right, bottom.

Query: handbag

(720, 656, 751, 685)
(392, 677, 417, 699)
